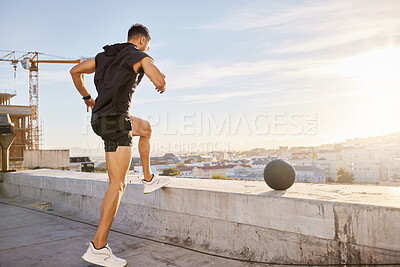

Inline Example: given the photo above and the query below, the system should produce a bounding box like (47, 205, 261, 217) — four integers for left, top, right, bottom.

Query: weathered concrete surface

(24, 149, 70, 169)
(1, 169, 400, 265)
(0, 193, 256, 267)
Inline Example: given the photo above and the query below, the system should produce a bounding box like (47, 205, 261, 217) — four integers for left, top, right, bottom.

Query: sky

(1, 0, 400, 156)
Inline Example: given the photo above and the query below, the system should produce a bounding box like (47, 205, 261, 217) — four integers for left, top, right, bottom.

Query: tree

(391, 173, 400, 181)
(94, 166, 107, 173)
(184, 159, 194, 164)
(162, 168, 180, 176)
(336, 168, 354, 183)
(176, 162, 188, 168)
(243, 164, 252, 168)
(211, 174, 231, 180)
(326, 177, 334, 183)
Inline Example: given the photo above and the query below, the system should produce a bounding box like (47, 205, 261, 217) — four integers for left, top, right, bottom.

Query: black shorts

(91, 113, 133, 152)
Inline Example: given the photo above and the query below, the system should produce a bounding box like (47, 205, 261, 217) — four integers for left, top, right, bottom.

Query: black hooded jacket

(91, 42, 151, 119)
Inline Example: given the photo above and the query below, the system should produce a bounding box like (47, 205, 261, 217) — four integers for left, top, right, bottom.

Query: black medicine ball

(263, 159, 296, 190)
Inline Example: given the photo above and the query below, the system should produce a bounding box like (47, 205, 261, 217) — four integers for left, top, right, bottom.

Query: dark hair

(127, 24, 151, 41)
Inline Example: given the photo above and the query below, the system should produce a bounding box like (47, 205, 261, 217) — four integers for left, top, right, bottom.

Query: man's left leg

(130, 114, 171, 194)
(92, 145, 132, 249)
(129, 115, 152, 182)
(82, 145, 131, 266)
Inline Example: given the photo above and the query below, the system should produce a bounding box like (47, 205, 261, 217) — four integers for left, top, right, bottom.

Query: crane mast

(0, 50, 83, 150)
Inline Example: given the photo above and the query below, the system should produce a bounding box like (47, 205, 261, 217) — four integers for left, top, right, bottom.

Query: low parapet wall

(1, 169, 400, 265)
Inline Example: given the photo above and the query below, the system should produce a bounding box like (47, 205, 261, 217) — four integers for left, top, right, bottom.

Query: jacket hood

(102, 42, 137, 56)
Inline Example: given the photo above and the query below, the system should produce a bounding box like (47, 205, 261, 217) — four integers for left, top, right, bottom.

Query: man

(70, 24, 171, 267)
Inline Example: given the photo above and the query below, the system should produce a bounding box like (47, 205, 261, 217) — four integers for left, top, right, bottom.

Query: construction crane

(0, 50, 87, 150)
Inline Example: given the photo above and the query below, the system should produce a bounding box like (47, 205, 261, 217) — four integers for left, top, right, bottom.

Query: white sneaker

(142, 174, 171, 194)
(82, 241, 127, 267)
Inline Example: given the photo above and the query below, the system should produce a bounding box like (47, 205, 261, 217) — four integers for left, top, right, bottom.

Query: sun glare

(325, 46, 400, 136)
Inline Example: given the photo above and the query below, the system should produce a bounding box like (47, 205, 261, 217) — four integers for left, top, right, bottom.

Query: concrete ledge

(1, 169, 400, 264)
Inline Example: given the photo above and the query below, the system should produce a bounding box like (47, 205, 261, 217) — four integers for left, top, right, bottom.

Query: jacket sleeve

(125, 51, 153, 74)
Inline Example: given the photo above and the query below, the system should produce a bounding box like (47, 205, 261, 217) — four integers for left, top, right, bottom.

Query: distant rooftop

(294, 165, 325, 172)
(195, 164, 249, 170)
(177, 166, 194, 171)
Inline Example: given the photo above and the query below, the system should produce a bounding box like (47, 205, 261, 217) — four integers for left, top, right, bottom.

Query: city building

(294, 165, 326, 183)
(0, 90, 40, 168)
(131, 153, 180, 166)
(70, 156, 94, 172)
(192, 164, 249, 178)
(177, 166, 195, 177)
(227, 167, 264, 181)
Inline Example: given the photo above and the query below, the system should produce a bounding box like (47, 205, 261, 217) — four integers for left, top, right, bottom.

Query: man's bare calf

(92, 145, 132, 249)
(130, 115, 153, 182)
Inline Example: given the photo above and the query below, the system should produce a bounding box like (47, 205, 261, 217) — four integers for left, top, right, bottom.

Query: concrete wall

(1, 169, 400, 265)
(24, 150, 69, 169)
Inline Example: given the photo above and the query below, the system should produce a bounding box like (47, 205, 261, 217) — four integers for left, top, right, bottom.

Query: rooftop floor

(0, 189, 260, 267)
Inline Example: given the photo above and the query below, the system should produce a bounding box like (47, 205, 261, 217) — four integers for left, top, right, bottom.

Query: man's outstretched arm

(70, 58, 96, 112)
(140, 57, 166, 94)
